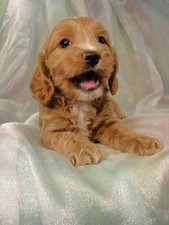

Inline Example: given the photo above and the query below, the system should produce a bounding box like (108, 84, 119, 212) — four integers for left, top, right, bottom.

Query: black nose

(85, 52, 100, 67)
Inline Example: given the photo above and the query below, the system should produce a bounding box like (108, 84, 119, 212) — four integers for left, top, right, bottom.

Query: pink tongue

(80, 80, 97, 89)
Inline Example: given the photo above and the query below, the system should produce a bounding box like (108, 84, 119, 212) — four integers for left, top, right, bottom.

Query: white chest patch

(72, 102, 92, 129)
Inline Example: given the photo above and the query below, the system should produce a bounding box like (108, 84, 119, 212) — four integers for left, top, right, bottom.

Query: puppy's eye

(98, 36, 106, 44)
(59, 38, 71, 48)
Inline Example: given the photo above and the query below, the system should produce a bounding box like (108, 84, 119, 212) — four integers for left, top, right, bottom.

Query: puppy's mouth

(70, 71, 100, 91)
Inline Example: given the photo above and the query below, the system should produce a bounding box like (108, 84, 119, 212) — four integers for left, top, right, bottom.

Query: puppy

(30, 17, 163, 166)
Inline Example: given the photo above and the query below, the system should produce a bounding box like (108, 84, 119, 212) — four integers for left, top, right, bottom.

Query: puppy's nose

(85, 51, 100, 67)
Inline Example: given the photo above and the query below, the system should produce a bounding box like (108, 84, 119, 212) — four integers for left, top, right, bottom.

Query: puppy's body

(30, 17, 163, 165)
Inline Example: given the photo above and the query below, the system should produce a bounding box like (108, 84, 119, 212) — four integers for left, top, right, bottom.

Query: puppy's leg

(95, 121, 163, 155)
(41, 131, 105, 166)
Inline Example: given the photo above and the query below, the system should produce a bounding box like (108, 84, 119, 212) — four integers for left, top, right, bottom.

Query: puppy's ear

(30, 51, 55, 106)
(108, 49, 119, 95)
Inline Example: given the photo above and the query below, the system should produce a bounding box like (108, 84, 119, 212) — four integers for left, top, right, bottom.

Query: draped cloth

(0, 1, 169, 224)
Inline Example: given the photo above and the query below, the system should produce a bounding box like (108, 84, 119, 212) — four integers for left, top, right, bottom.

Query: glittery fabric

(0, 113, 169, 225)
(1, 0, 169, 224)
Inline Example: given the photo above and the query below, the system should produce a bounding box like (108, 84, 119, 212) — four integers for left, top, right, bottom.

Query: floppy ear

(30, 51, 55, 106)
(108, 49, 119, 95)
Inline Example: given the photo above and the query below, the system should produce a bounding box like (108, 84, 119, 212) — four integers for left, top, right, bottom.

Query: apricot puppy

(30, 17, 163, 166)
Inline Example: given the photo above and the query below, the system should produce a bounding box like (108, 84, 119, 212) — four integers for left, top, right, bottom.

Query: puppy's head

(30, 17, 119, 106)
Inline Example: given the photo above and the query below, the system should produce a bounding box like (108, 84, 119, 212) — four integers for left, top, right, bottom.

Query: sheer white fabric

(0, 1, 169, 224)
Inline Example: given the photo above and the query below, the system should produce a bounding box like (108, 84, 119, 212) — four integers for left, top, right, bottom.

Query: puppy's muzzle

(85, 51, 100, 67)
(70, 71, 100, 92)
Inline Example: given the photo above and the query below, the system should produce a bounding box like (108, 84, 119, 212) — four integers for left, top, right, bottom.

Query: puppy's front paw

(68, 142, 105, 166)
(128, 135, 164, 156)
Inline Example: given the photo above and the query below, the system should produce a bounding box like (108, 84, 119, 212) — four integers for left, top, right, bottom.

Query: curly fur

(30, 17, 163, 166)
